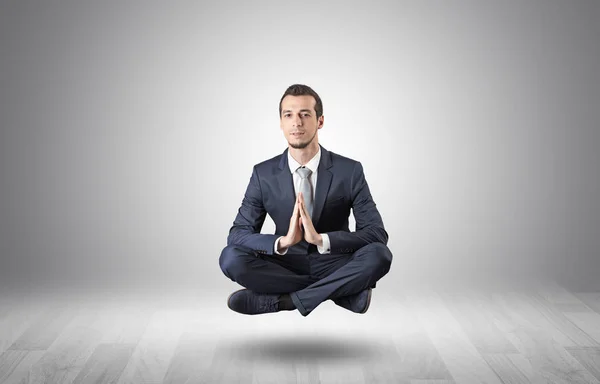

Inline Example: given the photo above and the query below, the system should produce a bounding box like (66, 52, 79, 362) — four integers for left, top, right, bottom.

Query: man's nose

(293, 115, 302, 126)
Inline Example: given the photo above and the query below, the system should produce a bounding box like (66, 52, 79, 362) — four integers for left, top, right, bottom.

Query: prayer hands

(278, 192, 323, 252)
(297, 192, 323, 246)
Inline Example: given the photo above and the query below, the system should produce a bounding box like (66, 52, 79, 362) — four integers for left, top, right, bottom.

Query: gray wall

(1, 0, 599, 292)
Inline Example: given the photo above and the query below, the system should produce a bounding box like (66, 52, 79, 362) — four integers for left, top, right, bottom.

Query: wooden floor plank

(292, 359, 320, 384)
(536, 281, 596, 315)
(362, 335, 410, 384)
(115, 309, 188, 384)
(317, 360, 365, 384)
(71, 343, 136, 384)
(394, 330, 455, 381)
(97, 305, 154, 346)
(575, 293, 600, 315)
(565, 348, 600, 381)
(378, 291, 453, 382)
(563, 313, 600, 344)
(404, 291, 503, 384)
(537, 282, 587, 306)
(503, 353, 548, 384)
(489, 292, 600, 384)
(482, 353, 537, 384)
(487, 290, 596, 348)
(9, 304, 77, 351)
(251, 338, 299, 384)
(526, 292, 599, 348)
(247, 316, 300, 384)
(441, 292, 519, 354)
(555, 303, 596, 313)
(206, 337, 254, 384)
(161, 332, 221, 384)
(163, 305, 230, 384)
(0, 350, 44, 384)
(24, 317, 105, 384)
(0, 303, 47, 355)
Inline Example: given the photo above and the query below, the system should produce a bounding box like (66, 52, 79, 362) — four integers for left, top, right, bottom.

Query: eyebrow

(282, 109, 312, 114)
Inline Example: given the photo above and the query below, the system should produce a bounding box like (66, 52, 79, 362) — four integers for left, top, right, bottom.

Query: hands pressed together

(278, 192, 323, 252)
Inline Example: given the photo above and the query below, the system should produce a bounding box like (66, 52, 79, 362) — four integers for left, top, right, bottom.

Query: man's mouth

(292, 132, 304, 136)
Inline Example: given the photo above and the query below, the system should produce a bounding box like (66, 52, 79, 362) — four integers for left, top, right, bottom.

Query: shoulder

(251, 151, 285, 178)
(328, 150, 361, 168)
(325, 149, 370, 184)
(255, 152, 282, 167)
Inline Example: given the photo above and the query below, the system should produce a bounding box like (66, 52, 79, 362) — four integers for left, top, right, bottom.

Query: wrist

(315, 234, 323, 247)
(279, 237, 290, 250)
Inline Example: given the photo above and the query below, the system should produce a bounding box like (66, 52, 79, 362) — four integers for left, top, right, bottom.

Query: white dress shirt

(274, 148, 331, 255)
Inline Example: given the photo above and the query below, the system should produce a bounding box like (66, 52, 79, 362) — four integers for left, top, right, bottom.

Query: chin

(288, 134, 316, 150)
(289, 142, 310, 149)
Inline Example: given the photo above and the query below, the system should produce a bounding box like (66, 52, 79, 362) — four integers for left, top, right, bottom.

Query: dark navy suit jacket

(227, 145, 388, 255)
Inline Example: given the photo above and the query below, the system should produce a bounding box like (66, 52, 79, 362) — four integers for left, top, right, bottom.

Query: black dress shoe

(332, 288, 372, 314)
(227, 289, 283, 315)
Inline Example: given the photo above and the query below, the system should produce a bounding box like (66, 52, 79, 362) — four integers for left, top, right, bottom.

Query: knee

(360, 242, 393, 270)
(219, 244, 255, 278)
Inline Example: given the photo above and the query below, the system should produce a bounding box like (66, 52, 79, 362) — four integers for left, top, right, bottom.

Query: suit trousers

(219, 242, 393, 316)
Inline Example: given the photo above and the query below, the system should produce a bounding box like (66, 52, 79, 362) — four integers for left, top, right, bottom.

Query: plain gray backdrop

(1, 0, 599, 292)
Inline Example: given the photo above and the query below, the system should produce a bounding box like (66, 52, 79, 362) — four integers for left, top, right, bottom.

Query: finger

(299, 200, 308, 218)
(301, 205, 312, 226)
(291, 204, 297, 219)
(299, 206, 307, 227)
(301, 206, 312, 228)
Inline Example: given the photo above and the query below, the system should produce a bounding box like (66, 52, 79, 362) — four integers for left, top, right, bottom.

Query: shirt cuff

(274, 236, 288, 255)
(317, 233, 331, 254)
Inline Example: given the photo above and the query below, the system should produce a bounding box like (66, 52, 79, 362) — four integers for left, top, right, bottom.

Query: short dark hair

(279, 84, 323, 119)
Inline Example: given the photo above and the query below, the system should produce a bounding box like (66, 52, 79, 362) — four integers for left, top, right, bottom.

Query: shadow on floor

(233, 335, 382, 362)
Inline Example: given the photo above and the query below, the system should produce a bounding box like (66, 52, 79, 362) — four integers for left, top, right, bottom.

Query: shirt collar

(288, 147, 321, 174)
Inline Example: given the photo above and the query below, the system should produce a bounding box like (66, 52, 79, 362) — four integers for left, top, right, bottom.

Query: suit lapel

(277, 148, 296, 214)
(312, 145, 333, 228)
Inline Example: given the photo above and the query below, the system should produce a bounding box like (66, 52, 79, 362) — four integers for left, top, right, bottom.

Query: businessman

(219, 84, 392, 316)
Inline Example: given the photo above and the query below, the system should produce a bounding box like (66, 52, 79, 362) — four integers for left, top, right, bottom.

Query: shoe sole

(360, 289, 373, 314)
(227, 288, 247, 311)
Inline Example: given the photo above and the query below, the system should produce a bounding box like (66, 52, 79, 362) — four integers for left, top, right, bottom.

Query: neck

(289, 141, 319, 166)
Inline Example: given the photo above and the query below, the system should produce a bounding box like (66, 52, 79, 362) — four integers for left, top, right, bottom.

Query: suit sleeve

(326, 162, 388, 253)
(226, 165, 279, 255)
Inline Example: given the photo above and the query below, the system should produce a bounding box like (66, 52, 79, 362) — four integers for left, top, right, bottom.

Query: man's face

(280, 95, 324, 149)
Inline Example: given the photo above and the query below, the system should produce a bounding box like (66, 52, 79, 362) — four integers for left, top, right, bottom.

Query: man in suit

(219, 84, 392, 316)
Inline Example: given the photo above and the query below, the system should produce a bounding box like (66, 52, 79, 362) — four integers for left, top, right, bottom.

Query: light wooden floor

(1, 282, 600, 384)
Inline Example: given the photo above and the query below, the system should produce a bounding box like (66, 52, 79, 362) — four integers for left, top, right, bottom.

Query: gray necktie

(296, 166, 313, 218)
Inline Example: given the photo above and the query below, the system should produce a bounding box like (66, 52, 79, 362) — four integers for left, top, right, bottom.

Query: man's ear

(318, 115, 324, 129)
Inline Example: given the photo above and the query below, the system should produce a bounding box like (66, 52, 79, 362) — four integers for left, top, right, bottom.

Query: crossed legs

(219, 242, 393, 316)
